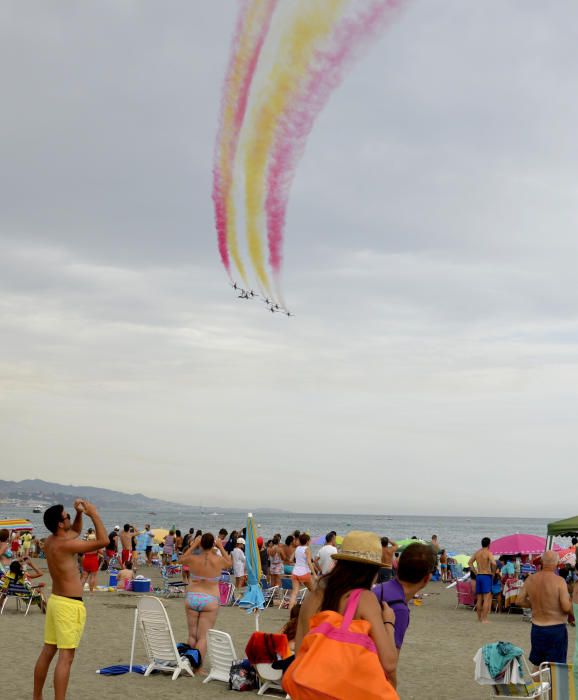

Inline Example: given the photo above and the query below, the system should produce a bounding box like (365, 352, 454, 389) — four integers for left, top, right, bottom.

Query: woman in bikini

(178, 532, 232, 668)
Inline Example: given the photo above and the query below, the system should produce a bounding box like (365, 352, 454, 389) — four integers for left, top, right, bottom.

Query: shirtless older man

(468, 537, 496, 623)
(517, 550, 572, 667)
(33, 500, 108, 700)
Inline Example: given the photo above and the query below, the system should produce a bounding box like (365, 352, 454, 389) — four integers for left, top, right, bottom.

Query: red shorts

(121, 549, 130, 564)
(291, 573, 312, 583)
(82, 554, 99, 573)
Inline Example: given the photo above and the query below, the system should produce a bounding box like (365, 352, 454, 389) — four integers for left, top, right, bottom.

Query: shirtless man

(33, 500, 108, 700)
(517, 550, 572, 667)
(468, 537, 496, 623)
(119, 524, 133, 565)
(378, 537, 398, 583)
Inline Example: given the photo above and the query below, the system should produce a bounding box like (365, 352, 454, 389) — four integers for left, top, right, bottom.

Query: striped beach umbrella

(238, 512, 264, 629)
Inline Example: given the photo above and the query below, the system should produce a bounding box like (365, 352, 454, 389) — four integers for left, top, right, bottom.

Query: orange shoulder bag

(282, 588, 399, 700)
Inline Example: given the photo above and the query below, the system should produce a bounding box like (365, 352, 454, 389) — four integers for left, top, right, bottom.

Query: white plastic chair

(203, 629, 237, 684)
(256, 663, 289, 696)
(137, 596, 194, 680)
(473, 646, 550, 698)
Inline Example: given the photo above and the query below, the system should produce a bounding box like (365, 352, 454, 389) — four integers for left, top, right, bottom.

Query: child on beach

(439, 549, 448, 582)
(117, 560, 135, 590)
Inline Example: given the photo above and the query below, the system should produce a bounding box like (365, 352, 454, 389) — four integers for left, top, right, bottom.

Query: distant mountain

(0, 478, 286, 513)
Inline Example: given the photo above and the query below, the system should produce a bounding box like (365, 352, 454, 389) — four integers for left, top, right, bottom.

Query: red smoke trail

(265, 0, 403, 276)
(212, 0, 278, 279)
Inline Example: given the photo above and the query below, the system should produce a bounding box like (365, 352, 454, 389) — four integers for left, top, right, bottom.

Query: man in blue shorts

(517, 550, 572, 667)
(468, 537, 496, 623)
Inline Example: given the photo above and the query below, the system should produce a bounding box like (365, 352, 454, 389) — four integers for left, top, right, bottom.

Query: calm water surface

(2, 505, 565, 554)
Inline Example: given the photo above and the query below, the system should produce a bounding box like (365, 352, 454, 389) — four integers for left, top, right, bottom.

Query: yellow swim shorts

(44, 594, 86, 649)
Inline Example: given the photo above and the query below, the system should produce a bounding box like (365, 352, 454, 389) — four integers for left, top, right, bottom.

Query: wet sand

(3, 563, 575, 699)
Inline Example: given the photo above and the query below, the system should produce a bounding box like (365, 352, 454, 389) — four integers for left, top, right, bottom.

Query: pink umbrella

(489, 534, 561, 556)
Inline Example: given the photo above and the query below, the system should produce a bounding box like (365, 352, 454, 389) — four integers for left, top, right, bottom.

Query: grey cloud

(2, 1, 578, 514)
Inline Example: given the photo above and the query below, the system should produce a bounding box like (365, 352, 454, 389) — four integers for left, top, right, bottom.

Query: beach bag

(176, 643, 202, 670)
(229, 659, 258, 691)
(282, 588, 399, 700)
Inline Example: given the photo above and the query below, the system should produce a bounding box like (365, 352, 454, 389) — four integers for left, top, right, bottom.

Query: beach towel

(482, 642, 524, 679)
(473, 649, 523, 687)
(96, 665, 148, 675)
(245, 632, 290, 665)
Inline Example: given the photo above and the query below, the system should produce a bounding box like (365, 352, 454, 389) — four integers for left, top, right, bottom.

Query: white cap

(114, 525, 120, 530)
(237, 537, 245, 545)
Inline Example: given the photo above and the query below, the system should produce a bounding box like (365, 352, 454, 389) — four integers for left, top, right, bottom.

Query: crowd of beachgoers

(1, 503, 577, 699)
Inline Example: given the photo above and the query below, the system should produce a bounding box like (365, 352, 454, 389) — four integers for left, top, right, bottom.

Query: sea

(1, 505, 564, 553)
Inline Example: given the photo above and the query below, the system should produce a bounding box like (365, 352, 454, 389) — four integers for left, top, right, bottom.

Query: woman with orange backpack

(283, 530, 399, 700)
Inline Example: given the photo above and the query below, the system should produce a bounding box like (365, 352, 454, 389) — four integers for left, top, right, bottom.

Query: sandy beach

(3, 562, 575, 699)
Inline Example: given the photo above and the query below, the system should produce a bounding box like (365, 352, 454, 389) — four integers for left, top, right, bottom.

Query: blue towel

(96, 665, 148, 675)
(482, 642, 524, 679)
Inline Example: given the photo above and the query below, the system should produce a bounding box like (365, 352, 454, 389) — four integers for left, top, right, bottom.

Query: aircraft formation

(231, 282, 293, 316)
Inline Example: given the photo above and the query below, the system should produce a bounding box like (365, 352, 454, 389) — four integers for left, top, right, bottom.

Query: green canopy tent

(546, 515, 578, 549)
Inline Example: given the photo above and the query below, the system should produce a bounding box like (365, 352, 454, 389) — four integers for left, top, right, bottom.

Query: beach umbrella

(489, 533, 561, 556)
(238, 512, 264, 630)
(396, 538, 427, 552)
(312, 534, 344, 546)
(451, 554, 471, 568)
(150, 528, 169, 544)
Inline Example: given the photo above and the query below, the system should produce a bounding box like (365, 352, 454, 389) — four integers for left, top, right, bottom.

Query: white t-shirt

(232, 547, 246, 577)
(316, 544, 338, 575)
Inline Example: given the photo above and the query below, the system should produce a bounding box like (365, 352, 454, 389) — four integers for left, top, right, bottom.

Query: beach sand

(3, 563, 575, 699)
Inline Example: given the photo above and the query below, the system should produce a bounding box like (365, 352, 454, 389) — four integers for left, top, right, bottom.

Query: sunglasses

(61, 513, 71, 522)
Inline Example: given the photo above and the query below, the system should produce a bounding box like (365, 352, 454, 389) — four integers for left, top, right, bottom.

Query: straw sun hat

(331, 530, 382, 566)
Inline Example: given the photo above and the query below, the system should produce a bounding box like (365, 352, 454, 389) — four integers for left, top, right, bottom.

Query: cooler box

(108, 572, 117, 587)
(132, 578, 151, 593)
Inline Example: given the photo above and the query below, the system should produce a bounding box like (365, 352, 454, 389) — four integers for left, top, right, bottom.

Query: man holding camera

(33, 499, 108, 700)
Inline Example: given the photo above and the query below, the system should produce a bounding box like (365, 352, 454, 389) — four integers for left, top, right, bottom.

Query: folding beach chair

(278, 577, 305, 609)
(159, 566, 186, 598)
(256, 663, 287, 696)
(544, 662, 576, 700)
(245, 630, 291, 696)
(473, 646, 550, 698)
(137, 596, 194, 680)
(260, 577, 279, 608)
(203, 629, 237, 685)
(263, 585, 279, 608)
(0, 579, 43, 615)
(455, 580, 476, 609)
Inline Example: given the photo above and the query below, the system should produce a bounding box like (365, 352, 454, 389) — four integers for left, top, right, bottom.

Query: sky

(2, 1, 578, 517)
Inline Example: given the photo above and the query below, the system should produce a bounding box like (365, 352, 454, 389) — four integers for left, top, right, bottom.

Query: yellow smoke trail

(243, 0, 346, 295)
(220, 1, 277, 284)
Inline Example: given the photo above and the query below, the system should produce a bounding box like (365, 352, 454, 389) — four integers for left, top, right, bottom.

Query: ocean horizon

(2, 504, 568, 554)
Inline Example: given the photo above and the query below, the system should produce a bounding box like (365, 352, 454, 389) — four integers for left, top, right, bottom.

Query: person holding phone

(33, 499, 108, 700)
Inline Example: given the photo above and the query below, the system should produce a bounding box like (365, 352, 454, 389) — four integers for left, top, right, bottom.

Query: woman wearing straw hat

(288, 531, 399, 695)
